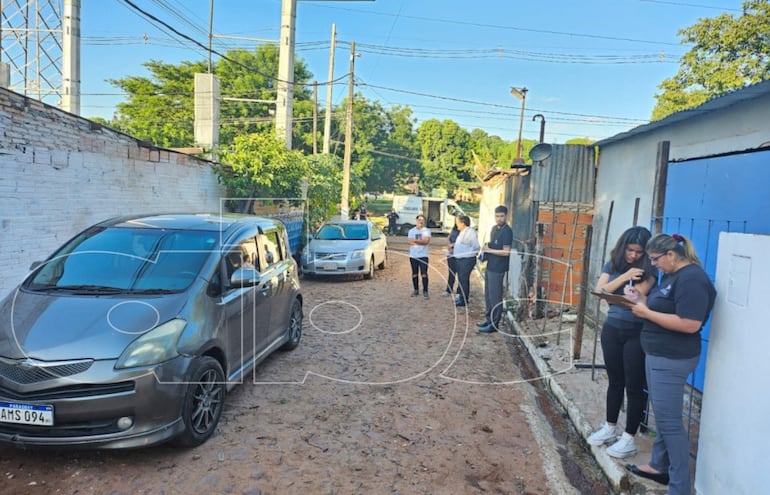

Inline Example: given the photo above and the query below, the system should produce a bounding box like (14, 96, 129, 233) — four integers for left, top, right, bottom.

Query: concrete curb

(507, 313, 631, 493)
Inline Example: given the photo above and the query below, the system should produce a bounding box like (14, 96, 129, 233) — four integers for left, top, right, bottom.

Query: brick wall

(536, 205, 593, 307)
(0, 88, 227, 297)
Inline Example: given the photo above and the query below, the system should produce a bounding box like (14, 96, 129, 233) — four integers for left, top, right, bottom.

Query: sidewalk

(505, 308, 686, 495)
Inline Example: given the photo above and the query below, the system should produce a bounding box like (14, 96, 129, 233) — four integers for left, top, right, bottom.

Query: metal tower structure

(0, 0, 67, 108)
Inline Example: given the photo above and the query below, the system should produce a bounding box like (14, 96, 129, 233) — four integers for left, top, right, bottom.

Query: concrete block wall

(0, 88, 227, 297)
(536, 206, 593, 307)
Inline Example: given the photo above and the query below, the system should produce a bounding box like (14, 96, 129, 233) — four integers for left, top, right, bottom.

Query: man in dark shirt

(477, 205, 513, 333)
(386, 209, 399, 235)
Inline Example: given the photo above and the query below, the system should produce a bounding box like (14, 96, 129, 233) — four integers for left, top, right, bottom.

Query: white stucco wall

(695, 232, 770, 494)
(589, 89, 770, 302)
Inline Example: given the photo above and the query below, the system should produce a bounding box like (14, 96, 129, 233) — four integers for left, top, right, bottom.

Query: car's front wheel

(173, 356, 225, 447)
(364, 256, 375, 279)
(280, 299, 303, 351)
(378, 250, 387, 270)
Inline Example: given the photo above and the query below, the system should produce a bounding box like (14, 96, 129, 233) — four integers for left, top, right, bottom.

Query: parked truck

(391, 194, 474, 235)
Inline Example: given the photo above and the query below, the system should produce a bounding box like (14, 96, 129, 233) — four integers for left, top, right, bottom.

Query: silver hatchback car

(0, 213, 302, 449)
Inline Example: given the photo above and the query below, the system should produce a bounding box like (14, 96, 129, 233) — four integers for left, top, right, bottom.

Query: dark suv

(0, 213, 302, 449)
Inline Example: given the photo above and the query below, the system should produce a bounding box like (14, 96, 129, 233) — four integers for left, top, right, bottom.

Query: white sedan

(301, 220, 387, 279)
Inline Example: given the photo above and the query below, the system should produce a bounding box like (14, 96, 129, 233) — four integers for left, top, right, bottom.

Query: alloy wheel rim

(191, 369, 222, 434)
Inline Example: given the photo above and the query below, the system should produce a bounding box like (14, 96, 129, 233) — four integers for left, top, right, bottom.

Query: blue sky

(79, 0, 746, 144)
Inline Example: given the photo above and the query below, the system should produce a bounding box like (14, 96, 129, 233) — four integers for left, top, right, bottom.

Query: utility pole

(61, 0, 81, 115)
(312, 81, 318, 155)
(322, 23, 336, 154)
(341, 41, 356, 218)
(276, 0, 297, 149)
(207, 0, 214, 73)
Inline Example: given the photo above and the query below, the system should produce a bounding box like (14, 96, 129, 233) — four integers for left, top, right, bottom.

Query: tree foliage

(107, 46, 312, 148)
(652, 0, 770, 120)
(216, 132, 342, 227)
(102, 41, 603, 223)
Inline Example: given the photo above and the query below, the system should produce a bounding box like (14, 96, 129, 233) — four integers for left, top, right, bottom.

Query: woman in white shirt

(407, 215, 432, 298)
(452, 215, 480, 307)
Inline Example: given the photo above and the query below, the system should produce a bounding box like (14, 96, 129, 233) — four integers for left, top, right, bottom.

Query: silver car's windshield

(26, 227, 218, 293)
(316, 224, 368, 241)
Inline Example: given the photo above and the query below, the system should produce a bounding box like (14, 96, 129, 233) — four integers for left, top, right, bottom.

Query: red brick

(557, 212, 575, 224)
(538, 210, 554, 223)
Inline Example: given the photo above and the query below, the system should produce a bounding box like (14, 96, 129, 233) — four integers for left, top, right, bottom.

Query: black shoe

(625, 464, 669, 486)
(476, 320, 491, 328)
(455, 300, 466, 307)
(478, 324, 497, 333)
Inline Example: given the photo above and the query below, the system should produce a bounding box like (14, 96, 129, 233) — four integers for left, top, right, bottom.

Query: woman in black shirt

(625, 233, 716, 495)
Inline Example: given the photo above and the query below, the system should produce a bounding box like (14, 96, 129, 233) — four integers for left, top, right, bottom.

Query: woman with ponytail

(624, 233, 716, 495)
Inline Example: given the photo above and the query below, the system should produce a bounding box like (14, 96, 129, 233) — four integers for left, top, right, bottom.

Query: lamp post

(532, 113, 545, 143)
(510, 86, 528, 164)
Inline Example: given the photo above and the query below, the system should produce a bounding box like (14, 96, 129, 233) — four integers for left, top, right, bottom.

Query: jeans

(646, 354, 699, 495)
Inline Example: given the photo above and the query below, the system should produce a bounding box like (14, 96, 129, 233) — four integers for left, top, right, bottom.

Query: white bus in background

(391, 194, 475, 235)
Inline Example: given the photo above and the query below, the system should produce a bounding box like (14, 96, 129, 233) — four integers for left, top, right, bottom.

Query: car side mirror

(230, 267, 260, 287)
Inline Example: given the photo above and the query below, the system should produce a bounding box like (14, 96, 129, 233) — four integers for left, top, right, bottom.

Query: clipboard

(591, 290, 637, 308)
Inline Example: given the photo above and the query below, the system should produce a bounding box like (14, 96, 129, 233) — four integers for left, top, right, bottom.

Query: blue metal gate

(661, 148, 770, 390)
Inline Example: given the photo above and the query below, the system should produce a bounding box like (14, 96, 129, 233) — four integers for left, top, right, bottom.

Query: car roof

(98, 213, 281, 233)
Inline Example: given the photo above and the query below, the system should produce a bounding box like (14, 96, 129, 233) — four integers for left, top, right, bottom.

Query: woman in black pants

(587, 226, 656, 458)
(451, 215, 479, 306)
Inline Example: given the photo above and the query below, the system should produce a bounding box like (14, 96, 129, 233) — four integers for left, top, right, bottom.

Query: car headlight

(351, 249, 366, 260)
(115, 318, 187, 369)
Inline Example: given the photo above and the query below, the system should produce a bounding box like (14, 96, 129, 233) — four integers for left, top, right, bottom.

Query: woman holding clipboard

(587, 226, 656, 458)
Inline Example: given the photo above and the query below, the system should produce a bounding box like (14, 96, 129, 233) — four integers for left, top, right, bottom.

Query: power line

(347, 41, 681, 65)
(118, 0, 345, 88)
(356, 81, 649, 124)
(300, 4, 684, 47)
(638, 0, 742, 12)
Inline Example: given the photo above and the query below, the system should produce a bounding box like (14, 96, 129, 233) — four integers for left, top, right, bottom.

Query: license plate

(0, 401, 54, 426)
(322, 262, 337, 271)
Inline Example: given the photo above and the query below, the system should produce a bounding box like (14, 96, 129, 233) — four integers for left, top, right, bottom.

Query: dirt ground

(0, 236, 610, 495)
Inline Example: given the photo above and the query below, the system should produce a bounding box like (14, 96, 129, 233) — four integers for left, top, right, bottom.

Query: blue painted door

(661, 149, 770, 390)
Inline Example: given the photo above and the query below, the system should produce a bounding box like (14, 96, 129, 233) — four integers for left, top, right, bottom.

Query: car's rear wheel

(173, 356, 225, 447)
(364, 256, 375, 279)
(280, 299, 303, 351)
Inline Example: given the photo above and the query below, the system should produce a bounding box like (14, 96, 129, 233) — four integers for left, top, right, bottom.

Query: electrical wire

(119, 0, 345, 88)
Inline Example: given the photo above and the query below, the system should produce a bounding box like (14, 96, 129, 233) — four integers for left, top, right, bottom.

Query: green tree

(416, 119, 472, 194)
(109, 59, 205, 148)
(107, 46, 313, 148)
(652, 0, 770, 120)
(366, 105, 421, 194)
(216, 132, 342, 226)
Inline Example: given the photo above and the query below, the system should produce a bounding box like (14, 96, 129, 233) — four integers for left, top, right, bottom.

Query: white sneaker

(607, 432, 637, 458)
(587, 423, 619, 446)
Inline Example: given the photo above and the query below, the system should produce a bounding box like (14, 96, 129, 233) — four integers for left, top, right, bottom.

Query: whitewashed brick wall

(0, 88, 227, 297)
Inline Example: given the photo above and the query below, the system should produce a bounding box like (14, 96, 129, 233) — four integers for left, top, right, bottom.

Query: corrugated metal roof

(531, 144, 595, 203)
(596, 80, 770, 147)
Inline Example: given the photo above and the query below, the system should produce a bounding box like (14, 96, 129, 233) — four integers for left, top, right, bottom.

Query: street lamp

(510, 86, 528, 164)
